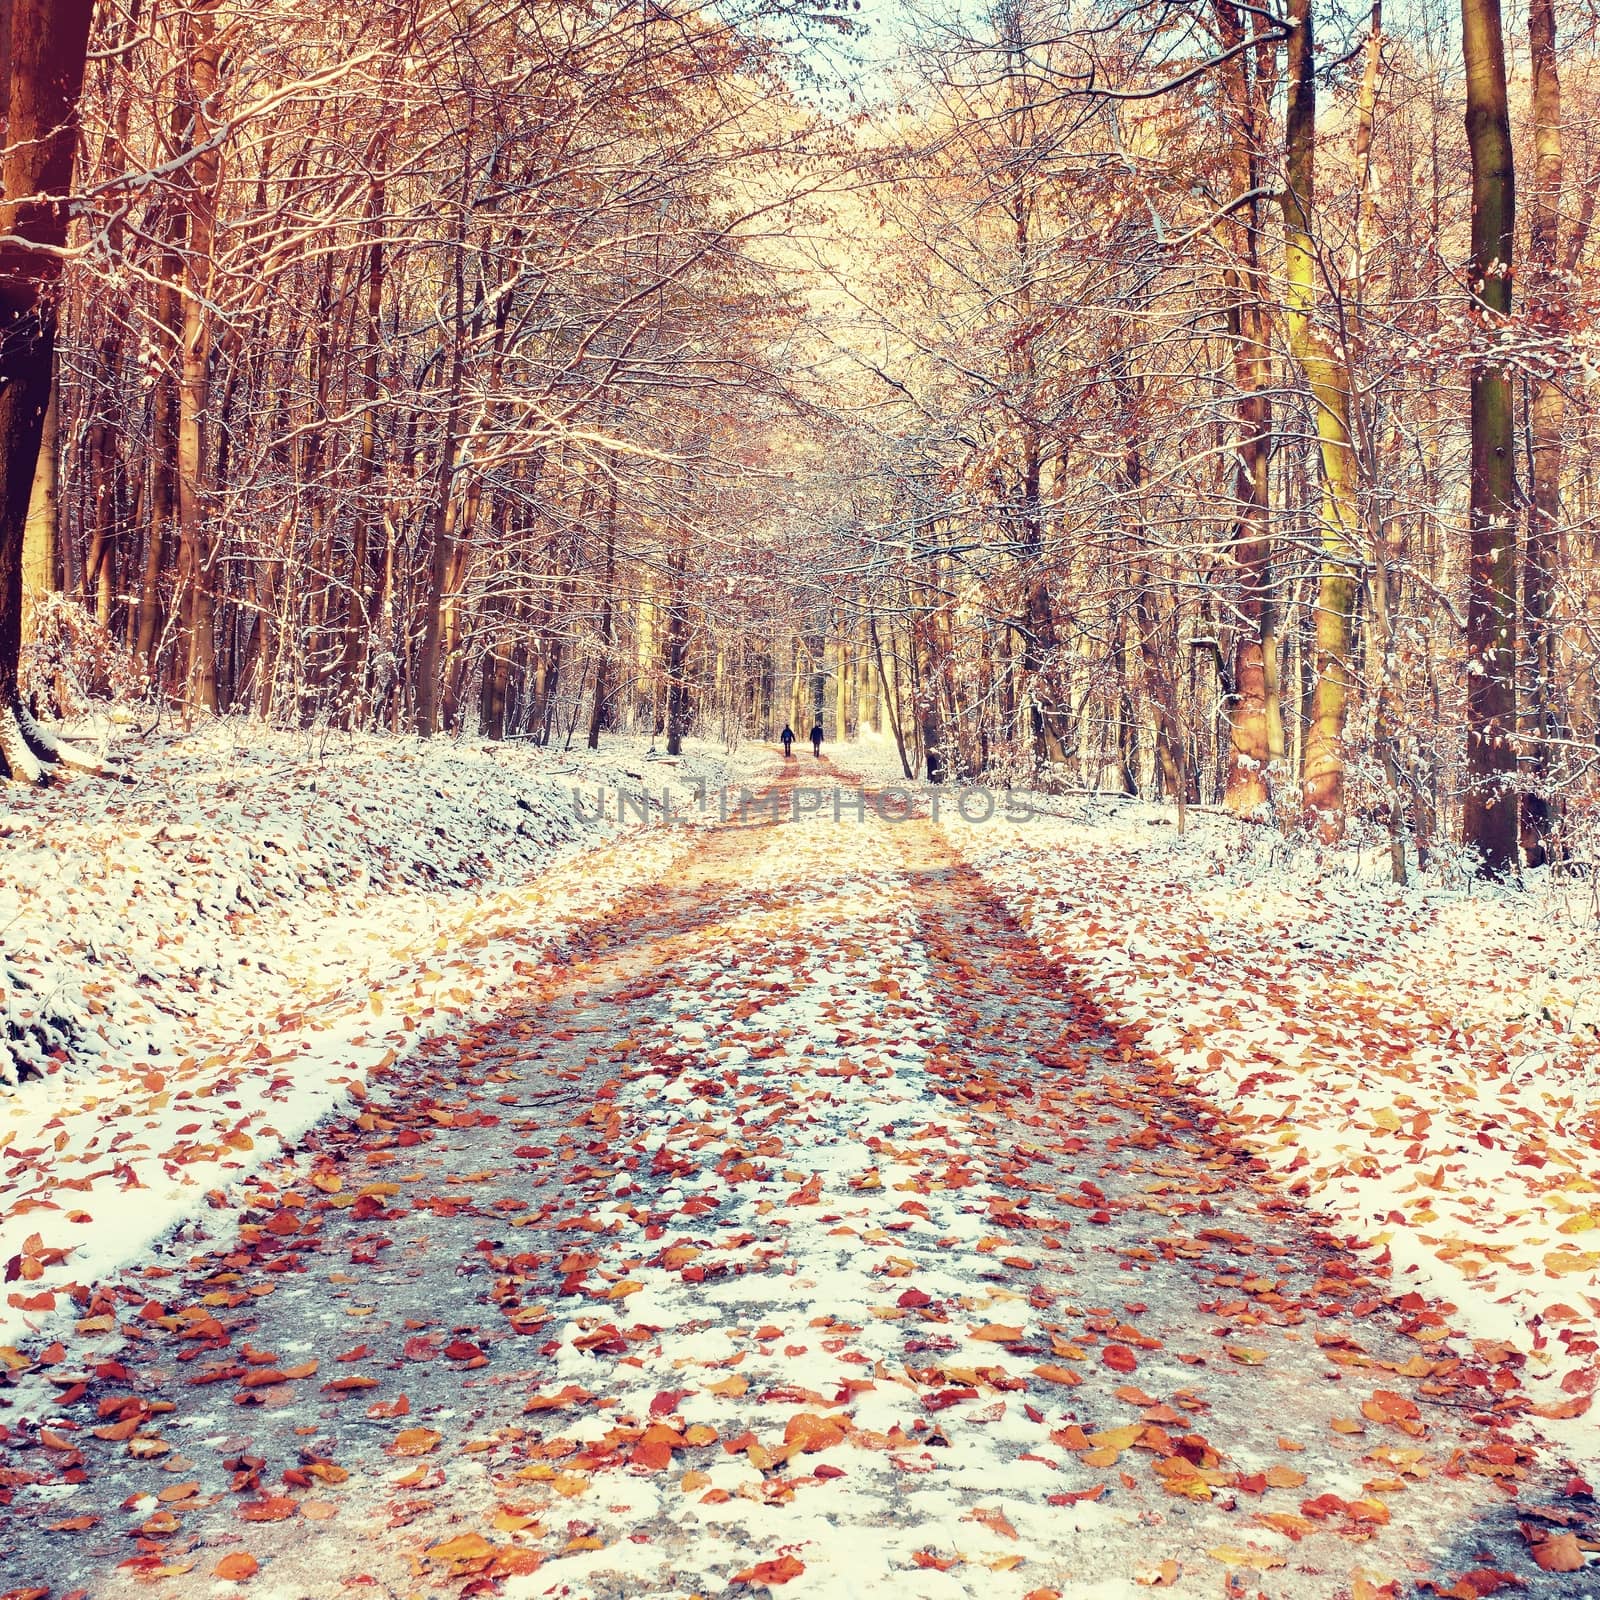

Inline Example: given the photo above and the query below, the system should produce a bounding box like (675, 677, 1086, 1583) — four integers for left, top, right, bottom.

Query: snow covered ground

(4, 759, 1575, 1600)
(0, 722, 771, 1351)
(836, 738, 1600, 1457)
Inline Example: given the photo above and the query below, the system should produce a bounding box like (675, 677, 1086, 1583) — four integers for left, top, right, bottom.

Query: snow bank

(0, 721, 772, 1348)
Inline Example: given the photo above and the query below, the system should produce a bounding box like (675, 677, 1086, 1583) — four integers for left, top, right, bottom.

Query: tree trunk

(0, 0, 96, 779)
(20, 361, 57, 645)
(869, 611, 912, 778)
(587, 474, 618, 749)
(1281, 0, 1361, 841)
(1214, 0, 1275, 817)
(415, 270, 466, 736)
(1460, 0, 1519, 875)
(334, 174, 387, 726)
(1521, 0, 1563, 867)
(177, 1, 224, 713)
(663, 546, 690, 757)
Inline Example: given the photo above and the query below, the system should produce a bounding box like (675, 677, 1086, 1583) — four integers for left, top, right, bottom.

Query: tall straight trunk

(1281, 0, 1361, 841)
(997, 16, 1066, 771)
(436, 527, 476, 732)
(0, 0, 96, 780)
(1460, 0, 1519, 875)
(1369, 519, 1408, 882)
(177, 1, 223, 712)
(480, 645, 509, 741)
(135, 383, 174, 673)
(83, 357, 126, 632)
(911, 573, 944, 782)
(1351, 2, 1384, 299)
(474, 499, 514, 740)
(1019, 458, 1068, 765)
(415, 237, 468, 737)
(869, 611, 912, 778)
(788, 639, 804, 735)
(135, 215, 182, 675)
(663, 545, 690, 757)
(333, 176, 387, 724)
(1134, 579, 1189, 821)
(587, 474, 618, 749)
(20, 362, 58, 642)
(1214, 0, 1275, 815)
(1113, 342, 1188, 815)
(856, 611, 878, 736)
(807, 624, 826, 729)
(834, 624, 850, 743)
(1521, 0, 1563, 866)
(1116, 614, 1140, 795)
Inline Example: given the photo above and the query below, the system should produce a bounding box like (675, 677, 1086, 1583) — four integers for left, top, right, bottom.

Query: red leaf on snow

(238, 1497, 297, 1523)
(1419, 1572, 1523, 1599)
(731, 1555, 805, 1587)
(1526, 1532, 1584, 1574)
(1048, 1485, 1107, 1506)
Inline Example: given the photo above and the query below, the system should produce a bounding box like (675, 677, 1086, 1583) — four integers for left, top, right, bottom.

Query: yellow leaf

(1207, 1547, 1286, 1571)
(1088, 1425, 1143, 1452)
(425, 1534, 497, 1571)
(1544, 1250, 1600, 1275)
(389, 1428, 441, 1457)
(1031, 1363, 1082, 1387)
(491, 1510, 540, 1534)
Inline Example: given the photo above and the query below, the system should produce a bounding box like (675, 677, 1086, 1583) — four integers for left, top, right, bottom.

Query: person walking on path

(780, 724, 795, 759)
(810, 722, 824, 758)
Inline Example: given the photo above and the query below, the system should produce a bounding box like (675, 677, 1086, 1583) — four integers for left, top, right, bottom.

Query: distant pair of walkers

(780, 723, 823, 759)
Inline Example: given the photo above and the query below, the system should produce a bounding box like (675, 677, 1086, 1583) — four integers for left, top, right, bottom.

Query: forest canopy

(3, 0, 1598, 879)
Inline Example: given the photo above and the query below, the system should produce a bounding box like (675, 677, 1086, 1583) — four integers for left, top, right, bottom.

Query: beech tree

(0, 0, 96, 780)
(1460, 0, 1519, 875)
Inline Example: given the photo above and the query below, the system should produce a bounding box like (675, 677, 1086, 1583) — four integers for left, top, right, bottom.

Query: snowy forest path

(0, 765, 1582, 1599)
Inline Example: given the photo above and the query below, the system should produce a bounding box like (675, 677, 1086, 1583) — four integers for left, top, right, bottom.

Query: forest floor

(1, 754, 1595, 1600)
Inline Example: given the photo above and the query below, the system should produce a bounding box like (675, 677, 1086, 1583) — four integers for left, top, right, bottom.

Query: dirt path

(0, 766, 1588, 1599)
